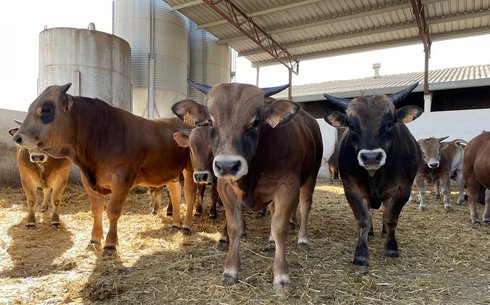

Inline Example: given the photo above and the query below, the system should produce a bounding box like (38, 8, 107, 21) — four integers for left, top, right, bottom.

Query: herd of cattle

(6, 81, 490, 288)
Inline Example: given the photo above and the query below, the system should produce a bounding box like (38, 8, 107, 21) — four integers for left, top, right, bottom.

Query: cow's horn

(323, 94, 351, 110)
(60, 83, 72, 93)
(389, 82, 419, 105)
(188, 79, 212, 95)
(13, 119, 23, 125)
(261, 84, 289, 97)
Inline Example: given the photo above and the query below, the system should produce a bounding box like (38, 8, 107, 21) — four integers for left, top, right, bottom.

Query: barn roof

(164, 0, 490, 72)
(275, 64, 490, 102)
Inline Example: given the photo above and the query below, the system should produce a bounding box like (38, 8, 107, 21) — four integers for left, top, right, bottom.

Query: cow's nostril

(194, 172, 208, 182)
(215, 160, 241, 176)
(375, 153, 382, 161)
(13, 135, 22, 144)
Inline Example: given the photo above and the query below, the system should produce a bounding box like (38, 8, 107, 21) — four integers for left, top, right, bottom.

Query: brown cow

(327, 150, 340, 182)
(8, 127, 71, 227)
(414, 137, 453, 211)
(11, 84, 197, 254)
(173, 126, 220, 219)
(172, 81, 323, 288)
(440, 139, 466, 204)
(323, 83, 422, 267)
(462, 131, 490, 224)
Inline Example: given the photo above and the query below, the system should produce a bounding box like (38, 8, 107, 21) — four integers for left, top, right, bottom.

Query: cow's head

(418, 136, 449, 169)
(11, 83, 73, 157)
(9, 125, 49, 163)
(173, 126, 216, 184)
(172, 81, 293, 180)
(323, 83, 422, 176)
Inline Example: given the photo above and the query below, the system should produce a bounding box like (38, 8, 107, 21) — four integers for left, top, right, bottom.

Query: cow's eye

(40, 101, 55, 124)
(250, 117, 260, 129)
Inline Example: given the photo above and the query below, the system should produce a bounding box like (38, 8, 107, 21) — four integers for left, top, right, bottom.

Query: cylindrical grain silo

(38, 26, 132, 111)
(188, 21, 232, 104)
(114, 0, 188, 118)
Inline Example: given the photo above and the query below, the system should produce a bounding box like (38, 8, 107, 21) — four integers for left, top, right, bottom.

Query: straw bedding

(0, 180, 489, 304)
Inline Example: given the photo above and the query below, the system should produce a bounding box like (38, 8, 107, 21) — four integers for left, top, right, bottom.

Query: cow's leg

(483, 189, 490, 223)
(148, 187, 163, 215)
(81, 174, 105, 248)
(166, 180, 182, 230)
(345, 191, 371, 266)
(455, 172, 466, 204)
(40, 187, 52, 212)
(466, 176, 481, 224)
(297, 176, 315, 249)
(440, 177, 452, 211)
(415, 176, 427, 211)
(382, 194, 406, 259)
(434, 180, 440, 199)
(49, 177, 68, 226)
(194, 184, 205, 217)
(104, 186, 131, 254)
(182, 167, 197, 234)
(21, 179, 38, 227)
(218, 182, 243, 285)
(209, 183, 219, 219)
(270, 185, 298, 288)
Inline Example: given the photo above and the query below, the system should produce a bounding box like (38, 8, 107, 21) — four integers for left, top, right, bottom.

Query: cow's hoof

(273, 275, 291, 289)
(182, 227, 191, 235)
(419, 205, 427, 211)
(87, 240, 102, 252)
(171, 225, 181, 232)
(444, 205, 453, 212)
(470, 219, 481, 225)
(385, 250, 399, 258)
(166, 210, 172, 216)
(51, 221, 61, 228)
(25, 222, 36, 228)
(353, 256, 369, 267)
(482, 219, 490, 225)
(103, 246, 117, 256)
(222, 272, 238, 285)
(297, 241, 310, 251)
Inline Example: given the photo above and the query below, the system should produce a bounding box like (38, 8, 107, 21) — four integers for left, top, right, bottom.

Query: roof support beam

(411, 0, 432, 95)
(199, 0, 324, 29)
(169, 0, 202, 11)
(201, 0, 299, 75)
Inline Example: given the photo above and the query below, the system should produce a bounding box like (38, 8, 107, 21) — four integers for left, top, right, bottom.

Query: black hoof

(182, 227, 191, 235)
(222, 273, 238, 285)
(353, 256, 369, 267)
(26, 223, 36, 228)
(103, 246, 117, 256)
(385, 250, 399, 258)
(297, 242, 310, 251)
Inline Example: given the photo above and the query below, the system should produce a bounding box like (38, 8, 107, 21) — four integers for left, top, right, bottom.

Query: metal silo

(114, 0, 188, 118)
(188, 21, 231, 104)
(38, 26, 132, 111)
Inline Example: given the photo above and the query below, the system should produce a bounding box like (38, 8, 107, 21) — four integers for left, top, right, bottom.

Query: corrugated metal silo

(188, 21, 231, 104)
(114, 0, 188, 118)
(38, 27, 131, 111)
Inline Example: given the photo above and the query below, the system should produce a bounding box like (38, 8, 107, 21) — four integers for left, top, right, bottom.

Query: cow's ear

(395, 105, 423, 123)
(61, 94, 73, 112)
(264, 100, 300, 128)
(173, 132, 190, 148)
(172, 99, 210, 126)
(324, 111, 346, 128)
(8, 128, 19, 137)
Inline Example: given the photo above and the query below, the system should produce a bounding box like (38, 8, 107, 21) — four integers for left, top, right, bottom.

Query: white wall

(317, 119, 337, 178)
(406, 108, 490, 142)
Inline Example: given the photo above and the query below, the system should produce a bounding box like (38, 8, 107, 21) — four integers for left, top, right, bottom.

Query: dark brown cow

(323, 83, 422, 267)
(8, 127, 71, 227)
(11, 84, 197, 254)
(173, 126, 220, 219)
(414, 137, 453, 211)
(462, 131, 490, 224)
(172, 81, 323, 288)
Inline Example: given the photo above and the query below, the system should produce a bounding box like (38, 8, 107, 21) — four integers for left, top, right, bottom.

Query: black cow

(323, 83, 422, 267)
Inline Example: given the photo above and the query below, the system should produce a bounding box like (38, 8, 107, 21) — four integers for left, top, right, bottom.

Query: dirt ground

(0, 180, 489, 305)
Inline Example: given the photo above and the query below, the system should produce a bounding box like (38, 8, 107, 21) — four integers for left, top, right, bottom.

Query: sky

(1, 0, 489, 112)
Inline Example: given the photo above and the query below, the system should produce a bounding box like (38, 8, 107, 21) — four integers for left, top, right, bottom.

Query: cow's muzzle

(213, 155, 248, 180)
(30, 153, 47, 163)
(357, 148, 386, 174)
(193, 171, 213, 184)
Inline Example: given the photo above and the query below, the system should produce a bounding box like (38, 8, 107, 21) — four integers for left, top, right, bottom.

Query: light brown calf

(9, 127, 71, 227)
